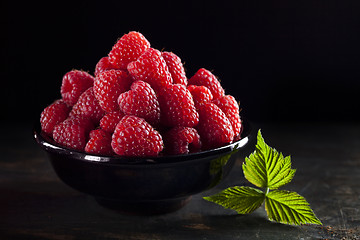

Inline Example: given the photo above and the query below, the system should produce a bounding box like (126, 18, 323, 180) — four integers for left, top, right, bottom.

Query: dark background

(2, 0, 360, 124)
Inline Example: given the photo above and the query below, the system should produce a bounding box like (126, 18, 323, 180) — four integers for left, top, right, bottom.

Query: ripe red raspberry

(95, 57, 118, 76)
(163, 127, 201, 155)
(196, 102, 234, 149)
(94, 69, 133, 112)
(61, 70, 95, 106)
(40, 99, 70, 135)
(127, 48, 173, 92)
(213, 95, 242, 138)
(53, 116, 94, 151)
(118, 80, 160, 126)
(108, 31, 150, 70)
(69, 87, 105, 124)
(188, 68, 225, 99)
(111, 115, 163, 157)
(99, 111, 125, 133)
(85, 129, 114, 155)
(162, 51, 187, 86)
(187, 85, 213, 109)
(157, 84, 199, 128)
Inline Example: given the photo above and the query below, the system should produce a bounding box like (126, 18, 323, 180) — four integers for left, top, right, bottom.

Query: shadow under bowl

(33, 120, 251, 215)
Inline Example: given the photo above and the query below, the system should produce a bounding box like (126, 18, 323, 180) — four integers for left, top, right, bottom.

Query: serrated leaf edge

(203, 186, 265, 214)
(243, 130, 296, 190)
(264, 190, 322, 225)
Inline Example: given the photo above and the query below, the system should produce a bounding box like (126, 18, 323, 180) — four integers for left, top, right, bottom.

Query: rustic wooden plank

(0, 123, 359, 239)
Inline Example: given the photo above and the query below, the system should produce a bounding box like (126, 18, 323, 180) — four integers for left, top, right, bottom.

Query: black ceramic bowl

(34, 120, 251, 215)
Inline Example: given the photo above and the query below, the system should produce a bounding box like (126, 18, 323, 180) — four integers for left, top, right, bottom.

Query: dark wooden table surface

(1, 122, 359, 240)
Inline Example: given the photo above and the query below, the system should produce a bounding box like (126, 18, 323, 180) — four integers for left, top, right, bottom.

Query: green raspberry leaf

(204, 129, 321, 226)
(242, 130, 296, 190)
(203, 186, 265, 214)
(265, 190, 322, 225)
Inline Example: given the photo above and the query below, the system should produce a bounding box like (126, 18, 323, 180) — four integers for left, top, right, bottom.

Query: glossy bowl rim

(34, 119, 251, 166)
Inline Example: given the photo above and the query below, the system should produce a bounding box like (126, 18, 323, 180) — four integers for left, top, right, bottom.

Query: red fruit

(187, 85, 213, 109)
(157, 84, 199, 128)
(118, 80, 160, 126)
(53, 116, 94, 151)
(196, 102, 234, 149)
(127, 48, 173, 92)
(162, 51, 187, 86)
(94, 69, 133, 112)
(213, 95, 242, 138)
(61, 70, 95, 106)
(188, 68, 225, 99)
(85, 129, 113, 155)
(99, 111, 125, 133)
(95, 57, 118, 76)
(40, 99, 71, 135)
(111, 115, 163, 157)
(69, 87, 105, 124)
(163, 127, 201, 155)
(108, 31, 150, 70)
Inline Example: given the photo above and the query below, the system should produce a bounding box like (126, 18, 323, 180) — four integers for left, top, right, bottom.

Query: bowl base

(95, 196, 192, 215)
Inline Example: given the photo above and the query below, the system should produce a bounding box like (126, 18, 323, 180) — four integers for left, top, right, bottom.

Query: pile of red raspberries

(40, 31, 242, 157)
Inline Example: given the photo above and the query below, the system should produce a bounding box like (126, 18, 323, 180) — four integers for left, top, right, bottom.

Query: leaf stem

(265, 187, 270, 195)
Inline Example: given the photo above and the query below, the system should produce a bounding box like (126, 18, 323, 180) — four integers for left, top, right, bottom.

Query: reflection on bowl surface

(34, 120, 251, 215)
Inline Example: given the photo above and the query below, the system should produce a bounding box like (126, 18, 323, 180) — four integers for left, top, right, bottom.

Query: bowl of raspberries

(34, 31, 251, 215)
